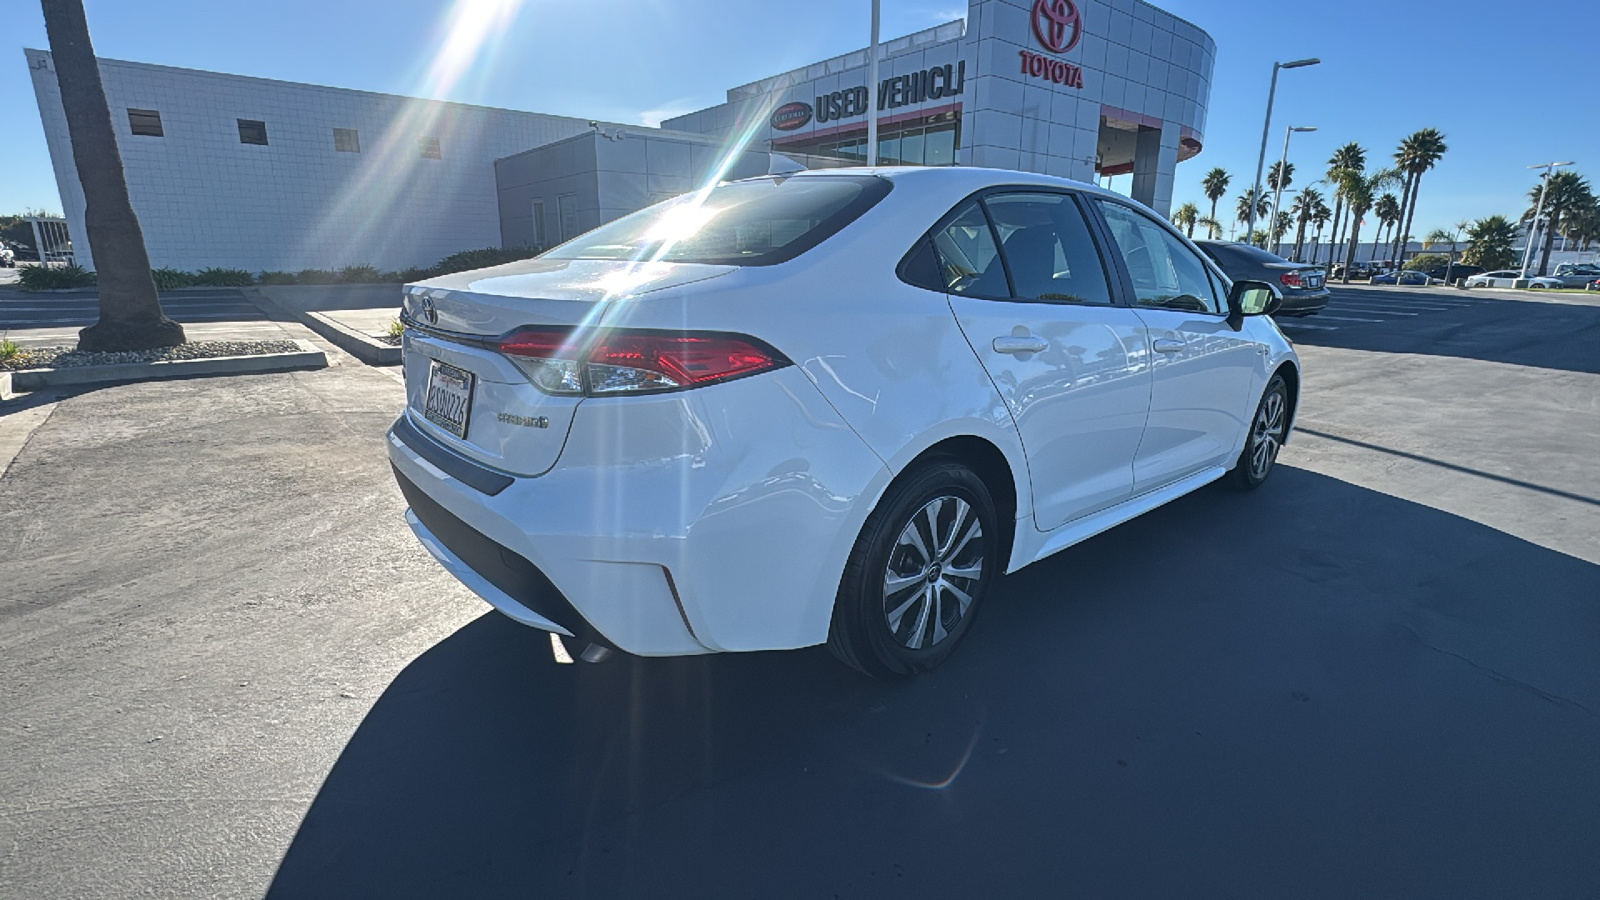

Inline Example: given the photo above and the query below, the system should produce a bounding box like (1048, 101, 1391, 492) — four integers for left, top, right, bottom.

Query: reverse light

(1280, 271, 1303, 289)
(497, 327, 788, 396)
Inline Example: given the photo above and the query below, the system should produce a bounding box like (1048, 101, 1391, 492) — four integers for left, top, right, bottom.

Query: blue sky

(3, 0, 1594, 238)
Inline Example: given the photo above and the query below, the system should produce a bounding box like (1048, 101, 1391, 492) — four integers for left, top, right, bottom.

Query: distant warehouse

(26, 0, 1214, 273)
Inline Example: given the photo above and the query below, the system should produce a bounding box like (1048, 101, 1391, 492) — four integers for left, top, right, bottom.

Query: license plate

(423, 359, 475, 439)
(1306, 274, 1323, 289)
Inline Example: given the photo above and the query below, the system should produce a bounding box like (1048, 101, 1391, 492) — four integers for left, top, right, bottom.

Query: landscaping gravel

(1, 339, 303, 371)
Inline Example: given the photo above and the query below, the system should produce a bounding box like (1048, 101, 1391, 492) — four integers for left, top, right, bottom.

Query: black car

(1195, 240, 1330, 316)
(1330, 261, 1375, 281)
(1422, 263, 1483, 285)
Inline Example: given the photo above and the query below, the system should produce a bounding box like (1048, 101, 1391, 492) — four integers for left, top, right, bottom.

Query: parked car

(1463, 270, 1563, 289)
(387, 167, 1299, 676)
(1330, 262, 1374, 280)
(0, 243, 14, 268)
(1370, 269, 1438, 286)
(1550, 263, 1600, 288)
(1421, 263, 1484, 285)
(1195, 239, 1329, 316)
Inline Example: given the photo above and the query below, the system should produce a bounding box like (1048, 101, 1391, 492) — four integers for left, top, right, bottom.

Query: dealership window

(784, 111, 959, 167)
(419, 136, 442, 159)
(557, 193, 577, 242)
(333, 128, 361, 153)
(237, 119, 268, 145)
(531, 199, 546, 247)
(127, 109, 163, 137)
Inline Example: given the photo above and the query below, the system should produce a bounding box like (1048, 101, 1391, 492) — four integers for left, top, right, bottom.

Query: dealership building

(26, 0, 1214, 273)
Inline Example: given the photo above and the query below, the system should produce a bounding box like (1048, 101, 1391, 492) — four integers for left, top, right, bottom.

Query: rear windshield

(1201, 242, 1291, 265)
(541, 175, 891, 267)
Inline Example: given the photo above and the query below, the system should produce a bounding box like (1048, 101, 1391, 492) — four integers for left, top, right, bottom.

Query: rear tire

(1226, 374, 1288, 491)
(827, 461, 998, 678)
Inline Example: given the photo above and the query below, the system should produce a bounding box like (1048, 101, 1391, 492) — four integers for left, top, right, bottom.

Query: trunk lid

(399, 258, 736, 477)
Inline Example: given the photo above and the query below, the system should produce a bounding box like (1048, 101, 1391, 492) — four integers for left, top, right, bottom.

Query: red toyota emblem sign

(1031, 0, 1082, 54)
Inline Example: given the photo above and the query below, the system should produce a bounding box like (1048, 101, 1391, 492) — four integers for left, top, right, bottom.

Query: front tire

(828, 461, 998, 677)
(1227, 373, 1289, 490)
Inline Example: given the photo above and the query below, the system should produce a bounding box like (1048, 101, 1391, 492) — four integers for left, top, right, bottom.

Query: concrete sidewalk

(254, 284, 403, 343)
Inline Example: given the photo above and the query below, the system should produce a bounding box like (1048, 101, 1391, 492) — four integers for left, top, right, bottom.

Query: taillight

(497, 327, 788, 396)
(1280, 271, 1303, 288)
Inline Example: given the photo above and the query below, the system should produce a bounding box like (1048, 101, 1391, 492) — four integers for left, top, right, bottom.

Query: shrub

(430, 246, 541, 277)
(1402, 254, 1449, 272)
(337, 264, 384, 284)
(395, 266, 435, 284)
(0, 334, 18, 363)
(193, 267, 254, 286)
(18, 263, 96, 291)
(150, 267, 194, 290)
(294, 268, 340, 285)
(256, 270, 298, 285)
(387, 318, 405, 338)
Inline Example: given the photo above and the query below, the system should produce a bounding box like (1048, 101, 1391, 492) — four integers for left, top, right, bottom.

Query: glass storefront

(779, 110, 960, 167)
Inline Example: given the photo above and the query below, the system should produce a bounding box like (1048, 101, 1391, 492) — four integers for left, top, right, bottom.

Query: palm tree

(1271, 211, 1293, 252)
(1235, 188, 1270, 245)
(1390, 128, 1448, 268)
(1563, 196, 1600, 254)
(1523, 170, 1594, 275)
(1202, 168, 1231, 237)
(1171, 202, 1200, 237)
(40, 0, 183, 351)
(1338, 168, 1402, 283)
(1289, 187, 1323, 261)
(1309, 198, 1331, 264)
(1424, 223, 1469, 283)
(1196, 215, 1223, 240)
(1267, 161, 1294, 194)
(1324, 143, 1367, 271)
(1373, 193, 1400, 263)
(1463, 215, 1518, 270)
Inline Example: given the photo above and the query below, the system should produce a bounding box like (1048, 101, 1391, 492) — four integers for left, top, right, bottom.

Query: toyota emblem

(419, 294, 438, 326)
(1031, 0, 1082, 54)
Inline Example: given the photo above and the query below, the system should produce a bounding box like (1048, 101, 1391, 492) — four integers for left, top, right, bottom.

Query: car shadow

(267, 467, 1600, 898)
(1291, 288, 1600, 375)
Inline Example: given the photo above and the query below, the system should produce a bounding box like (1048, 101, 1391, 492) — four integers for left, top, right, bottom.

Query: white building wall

(24, 49, 626, 273)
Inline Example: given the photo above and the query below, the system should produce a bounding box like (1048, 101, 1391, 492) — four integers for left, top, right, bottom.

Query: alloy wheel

(1250, 388, 1287, 480)
(882, 495, 985, 650)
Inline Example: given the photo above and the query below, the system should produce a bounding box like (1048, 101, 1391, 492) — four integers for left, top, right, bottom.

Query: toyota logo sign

(1031, 0, 1082, 54)
(419, 294, 438, 326)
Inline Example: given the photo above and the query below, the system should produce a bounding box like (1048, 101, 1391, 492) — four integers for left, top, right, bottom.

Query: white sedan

(1464, 270, 1563, 289)
(389, 167, 1299, 676)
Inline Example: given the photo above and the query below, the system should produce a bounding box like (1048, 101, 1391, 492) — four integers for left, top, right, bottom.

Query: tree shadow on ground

(267, 467, 1600, 899)
(1289, 289, 1600, 375)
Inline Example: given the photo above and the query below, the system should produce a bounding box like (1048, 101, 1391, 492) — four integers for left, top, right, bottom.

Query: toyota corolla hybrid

(388, 167, 1300, 676)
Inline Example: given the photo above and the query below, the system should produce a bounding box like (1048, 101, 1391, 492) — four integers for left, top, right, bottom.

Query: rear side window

(541, 175, 891, 266)
(983, 193, 1112, 304)
(929, 201, 1008, 298)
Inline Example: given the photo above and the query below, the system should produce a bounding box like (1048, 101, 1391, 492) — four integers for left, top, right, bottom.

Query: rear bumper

(1273, 288, 1330, 316)
(387, 366, 890, 656)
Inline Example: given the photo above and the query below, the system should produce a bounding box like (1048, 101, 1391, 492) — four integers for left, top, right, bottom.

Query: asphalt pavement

(0, 288, 288, 348)
(1, 285, 1597, 898)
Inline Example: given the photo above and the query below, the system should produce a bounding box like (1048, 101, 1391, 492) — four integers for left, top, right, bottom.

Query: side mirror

(1226, 280, 1283, 329)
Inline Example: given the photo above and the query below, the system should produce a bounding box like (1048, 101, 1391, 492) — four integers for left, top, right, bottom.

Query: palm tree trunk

(1292, 210, 1309, 261)
(1327, 195, 1345, 270)
(1389, 170, 1413, 265)
(1538, 211, 1561, 275)
(41, 0, 183, 351)
(1397, 172, 1424, 270)
(1208, 198, 1220, 238)
(1342, 214, 1365, 284)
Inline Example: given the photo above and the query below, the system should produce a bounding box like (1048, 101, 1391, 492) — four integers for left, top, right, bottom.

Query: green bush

(150, 267, 195, 290)
(257, 270, 298, 285)
(294, 268, 340, 285)
(1402, 254, 1449, 272)
(18, 263, 96, 291)
(337, 264, 385, 283)
(395, 266, 435, 284)
(0, 334, 19, 364)
(193, 267, 254, 286)
(430, 246, 541, 277)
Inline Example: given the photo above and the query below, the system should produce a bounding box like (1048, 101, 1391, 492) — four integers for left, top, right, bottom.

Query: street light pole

(866, 0, 880, 166)
(1520, 160, 1573, 278)
(1247, 58, 1319, 247)
(1267, 125, 1316, 255)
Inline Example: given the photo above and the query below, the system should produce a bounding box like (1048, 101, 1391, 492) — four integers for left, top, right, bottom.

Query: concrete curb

(3, 339, 328, 392)
(303, 311, 402, 365)
(0, 371, 11, 402)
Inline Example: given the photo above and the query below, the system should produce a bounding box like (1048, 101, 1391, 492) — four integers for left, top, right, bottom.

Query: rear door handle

(1152, 338, 1186, 353)
(993, 335, 1048, 355)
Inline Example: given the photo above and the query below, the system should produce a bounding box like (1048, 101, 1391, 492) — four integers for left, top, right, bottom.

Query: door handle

(1152, 338, 1186, 353)
(993, 335, 1048, 355)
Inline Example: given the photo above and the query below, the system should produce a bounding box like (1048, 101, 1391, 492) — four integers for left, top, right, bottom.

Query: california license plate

(423, 359, 474, 438)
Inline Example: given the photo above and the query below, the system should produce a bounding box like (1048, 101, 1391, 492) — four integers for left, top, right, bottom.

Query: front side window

(542, 175, 891, 267)
(929, 201, 1007, 297)
(1096, 201, 1223, 314)
(983, 192, 1112, 304)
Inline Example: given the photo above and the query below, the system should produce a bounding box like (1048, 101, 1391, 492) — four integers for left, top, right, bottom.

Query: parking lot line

(1277, 320, 1339, 330)
(1312, 314, 1386, 323)
(1333, 306, 1419, 315)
